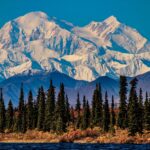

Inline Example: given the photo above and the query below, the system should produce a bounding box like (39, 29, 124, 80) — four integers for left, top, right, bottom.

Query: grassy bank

(0, 128, 149, 144)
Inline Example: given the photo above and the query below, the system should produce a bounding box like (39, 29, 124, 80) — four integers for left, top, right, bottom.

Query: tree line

(0, 76, 150, 136)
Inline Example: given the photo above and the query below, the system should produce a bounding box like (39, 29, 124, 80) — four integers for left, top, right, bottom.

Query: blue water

(0, 143, 149, 150)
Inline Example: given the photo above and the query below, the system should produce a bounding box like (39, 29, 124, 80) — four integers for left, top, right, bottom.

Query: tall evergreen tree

(36, 88, 41, 107)
(27, 90, 34, 130)
(55, 83, 66, 132)
(128, 78, 139, 136)
(86, 100, 91, 128)
(22, 102, 27, 133)
(92, 84, 103, 127)
(70, 106, 75, 125)
(6, 100, 13, 131)
(0, 88, 6, 133)
(118, 76, 128, 129)
(111, 95, 116, 127)
(32, 100, 38, 129)
(103, 91, 110, 132)
(144, 92, 150, 130)
(65, 95, 70, 126)
(137, 88, 144, 134)
(37, 86, 45, 131)
(44, 80, 55, 131)
(81, 96, 87, 129)
(33, 88, 41, 128)
(75, 93, 81, 129)
(15, 83, 26, 133)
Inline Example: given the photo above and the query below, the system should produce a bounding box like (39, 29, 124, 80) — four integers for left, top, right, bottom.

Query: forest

(0, 76, 150, 139)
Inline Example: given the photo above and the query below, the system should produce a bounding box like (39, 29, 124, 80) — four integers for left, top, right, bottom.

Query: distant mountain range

(0, 11, 150, 82)
(1, 71, 150, 106)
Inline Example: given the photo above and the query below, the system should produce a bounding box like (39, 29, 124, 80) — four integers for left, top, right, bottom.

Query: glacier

(0, 11, 150, 82)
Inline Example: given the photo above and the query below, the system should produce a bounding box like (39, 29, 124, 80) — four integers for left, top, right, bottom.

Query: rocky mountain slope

(0, 12, 150, 82)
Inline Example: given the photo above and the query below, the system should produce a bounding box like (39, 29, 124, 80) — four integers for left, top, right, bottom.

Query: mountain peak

(0, 12, 150, 82)
(104, 16, 120, 25)
(20, 11, 49, 19)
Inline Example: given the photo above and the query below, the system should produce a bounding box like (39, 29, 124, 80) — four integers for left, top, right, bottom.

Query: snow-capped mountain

(0, 11, 150, 82)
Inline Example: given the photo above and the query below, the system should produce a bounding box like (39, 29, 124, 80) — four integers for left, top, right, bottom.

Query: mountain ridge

(0, 11, 150, 82)
(1, 70, 150, 106)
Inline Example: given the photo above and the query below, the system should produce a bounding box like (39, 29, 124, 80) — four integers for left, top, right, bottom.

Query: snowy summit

(0, 11, 150, 81)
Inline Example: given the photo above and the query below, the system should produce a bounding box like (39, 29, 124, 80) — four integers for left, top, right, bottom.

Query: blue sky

(0, 0, 150, 39)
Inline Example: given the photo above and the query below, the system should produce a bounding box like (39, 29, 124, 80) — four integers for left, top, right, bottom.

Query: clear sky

(0, 0, 150, 39)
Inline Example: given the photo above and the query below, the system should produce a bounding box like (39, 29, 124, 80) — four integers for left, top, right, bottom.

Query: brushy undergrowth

(0, 128, 149, 143)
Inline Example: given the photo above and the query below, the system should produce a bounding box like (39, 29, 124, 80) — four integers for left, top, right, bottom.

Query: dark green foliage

(111, 95, 116, 127)
(15, 84, 26, 133)
(33, 88, 41, 128)
(1, 76, 150, 135)
(75, 93, 81, 129)
(86, 100, 91, 127)
(6, 100, 13, 131)
(44, 80, 55, 131)
(103, 91, 110, 132)
(118, 76, 128, 129)
(75, 93, 81, 114)
(32, 100, 38, 129)
(70, 106, 75, 124)
(144, 92, 150, 130)
(92, 84, 103, 127)
(55, 83, 66, 132)
(27, 90, 34, 130)
(82, 95, 86, 129)
(81, 96, 90, 130)
(137, 88, 144, 134)
(36, 88, 40, 107)
(65, 95, 71, 126)
(0, 88, 6, 133)
(22, 103, 27, 133)
(128, 78, 139, 136)
(37, 86, 45, 131)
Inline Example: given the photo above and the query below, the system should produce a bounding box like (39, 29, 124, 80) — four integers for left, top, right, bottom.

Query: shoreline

(0, 129, 149, 144)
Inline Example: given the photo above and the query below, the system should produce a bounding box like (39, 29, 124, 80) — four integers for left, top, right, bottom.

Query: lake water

(0, 143, 149, 150)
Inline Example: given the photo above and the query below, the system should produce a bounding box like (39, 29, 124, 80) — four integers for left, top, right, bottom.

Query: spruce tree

(37, 88, 41, 107)
(75, 93, 81, 129)
(103, 91, 110, 132)
(65, 95, 70, 126)
(44, 80, 55, 131)
(37, 86, 45, 131)
(22, 102, 27, 133)
(128, 78, 139, 136)
(81, 96, 91, 130)
(86, 100, 91, 128)
(33, 100, 38, 129)
(118, 76, 128, 129)
(27, 90, 33, 130)
(111, 95, 116, 127)
(33, 88, 41, 128)
(13, 109, 18, 132)
(16, 83, 26, 133)
(0, 88, 6, 133)
(70, 106, 75, 125)
(6, 100, 13, 131)
(55, 83, 66, 132)
(92, 84, 103, 127)
(144, 92, 150, 130)
(81, 96, 87, 129)
(137, 88, 144, 134)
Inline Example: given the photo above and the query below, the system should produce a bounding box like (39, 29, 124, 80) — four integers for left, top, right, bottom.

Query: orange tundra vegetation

(0, 128, 149, 143)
